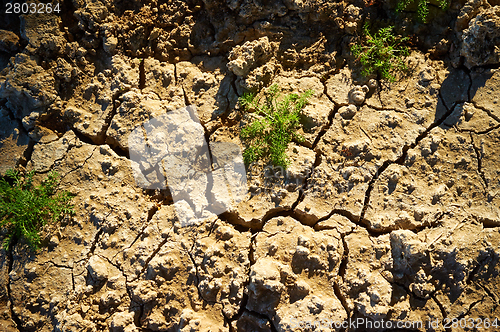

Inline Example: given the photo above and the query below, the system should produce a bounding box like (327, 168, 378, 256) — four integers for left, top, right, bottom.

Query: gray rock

(461, 6, 500, 68)
(87, 255, 110, 281)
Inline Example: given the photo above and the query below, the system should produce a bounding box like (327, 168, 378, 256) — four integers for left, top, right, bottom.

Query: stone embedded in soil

(461, 6, 500, 68)
(325, 67, 356, 106)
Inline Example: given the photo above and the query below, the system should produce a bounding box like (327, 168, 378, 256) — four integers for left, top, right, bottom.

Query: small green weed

(396, 0, 449, 23)
(0, 170, 74, 249)
(351, 23, 409, 82)
(239, 84, 313, 168)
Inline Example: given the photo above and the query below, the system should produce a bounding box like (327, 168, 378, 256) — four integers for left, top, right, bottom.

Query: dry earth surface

(0, 0, 500, 331)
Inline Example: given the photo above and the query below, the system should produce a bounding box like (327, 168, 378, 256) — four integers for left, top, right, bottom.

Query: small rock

(349, 85, 369, 105)
(339, 104, 357, 120)
(49, 236, 59, 249)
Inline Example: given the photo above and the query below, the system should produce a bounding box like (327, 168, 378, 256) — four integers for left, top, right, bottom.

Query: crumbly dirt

(0, 0, 500, 331)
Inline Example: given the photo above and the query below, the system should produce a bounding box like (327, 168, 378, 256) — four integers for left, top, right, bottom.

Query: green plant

(0, 170, 75, 249)
(351, 23, 409, 82)
(396, 0, 449, 23)
(239, 84, 313, 168)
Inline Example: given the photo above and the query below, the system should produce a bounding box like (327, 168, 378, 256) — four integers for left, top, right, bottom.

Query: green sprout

(239, 84, 313, 168)
(396, 0, 449, 23)
(0, 170, 75, 249)
(351, 23, 409, 82)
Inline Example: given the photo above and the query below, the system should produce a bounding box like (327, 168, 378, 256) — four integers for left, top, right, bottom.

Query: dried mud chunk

(28, 130, 77, 173)
(178, 308, 228, 332)
(119, 205, 176, 280)
(341, 228, 392, 318)
(314, 214, 356, 235)
(455, 0, 491, 31)
(55, 312, 97, 332)
(109, 311, 136, 332)
(297, 103, 430, 224)
(444, 102, 499, 132)
(105, 92, 171, 151)
(20, 15, 66, 55)
(0, 53, 57, 119)
(470, 69, 500, 120)
(227, 37, 275, 77)
(176, 57, 237, 125)
(248, 216, 346, 328)
(387, 285, 444, 331)
(232, 311, 272, 332)
(365, 127, 500, 231)
(192, 219, 251, 318)
(143, 58, 184, 102)
(64, 55, 140, 143)
(325, 67, 356, 106)
(233, 143, 314, 228)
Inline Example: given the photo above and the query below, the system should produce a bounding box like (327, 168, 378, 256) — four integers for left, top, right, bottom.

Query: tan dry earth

(0, 0, 500, 331)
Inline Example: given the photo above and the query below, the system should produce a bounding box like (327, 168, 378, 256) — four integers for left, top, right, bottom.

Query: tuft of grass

(351, 23, 409, 82)
(396, 0, 449, 23)
(0, 170, 75, 249)
(239, 84, 313, 168)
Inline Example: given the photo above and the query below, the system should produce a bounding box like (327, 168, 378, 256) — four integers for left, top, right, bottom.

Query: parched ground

(0, 0, 500, 331)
